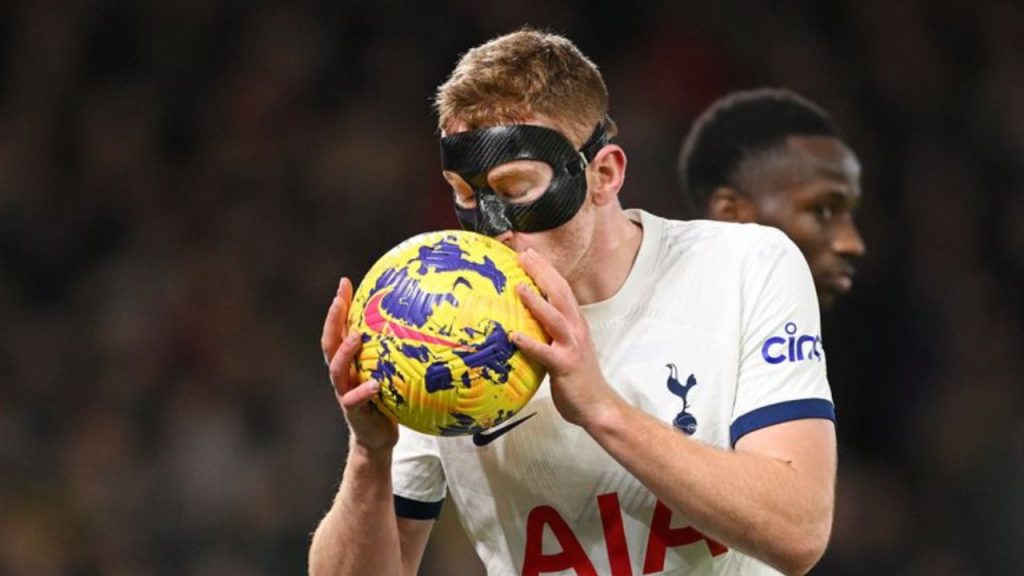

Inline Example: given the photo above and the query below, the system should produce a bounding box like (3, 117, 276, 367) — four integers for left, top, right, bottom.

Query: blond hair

(434, 28, 617, 146)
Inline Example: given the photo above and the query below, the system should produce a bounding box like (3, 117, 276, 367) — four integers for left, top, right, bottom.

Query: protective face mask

(440, 122, 609, 235)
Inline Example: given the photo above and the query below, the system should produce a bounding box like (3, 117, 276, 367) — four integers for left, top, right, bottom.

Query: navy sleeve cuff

(394, 495, 445, 520)
(730, 398, 836, 447)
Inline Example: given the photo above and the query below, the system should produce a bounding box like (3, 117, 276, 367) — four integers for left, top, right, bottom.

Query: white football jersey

(392, 209, 833, 575)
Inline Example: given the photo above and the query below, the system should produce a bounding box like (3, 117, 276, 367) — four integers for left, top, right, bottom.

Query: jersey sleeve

(391, 427, 447, 519)
(730, 227, 835, 446)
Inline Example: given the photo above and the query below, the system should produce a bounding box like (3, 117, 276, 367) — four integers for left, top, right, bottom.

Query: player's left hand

(511, 248, 622, 428)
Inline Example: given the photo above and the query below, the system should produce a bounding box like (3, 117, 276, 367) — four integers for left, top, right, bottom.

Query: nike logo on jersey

(472, 412, 537, 446)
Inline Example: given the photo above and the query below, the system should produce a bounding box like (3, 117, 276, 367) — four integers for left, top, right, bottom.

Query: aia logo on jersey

(523, 493, 727, 575)
(761, 322, 823, 364)
(665, 364, 698, 435)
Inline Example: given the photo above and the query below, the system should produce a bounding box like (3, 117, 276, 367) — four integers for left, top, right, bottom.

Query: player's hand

(510, 249, 622, 428)
(322, 277, 399, 451)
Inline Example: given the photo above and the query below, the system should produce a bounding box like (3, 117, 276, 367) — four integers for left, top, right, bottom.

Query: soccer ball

(348, 230, 549, 436)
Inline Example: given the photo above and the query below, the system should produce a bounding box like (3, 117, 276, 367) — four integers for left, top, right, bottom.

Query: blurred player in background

(311, 30, 837, 575)
(678, 89, 866, 309)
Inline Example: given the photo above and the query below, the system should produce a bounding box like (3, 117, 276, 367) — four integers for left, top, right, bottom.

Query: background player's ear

(707, 187, 757, 223)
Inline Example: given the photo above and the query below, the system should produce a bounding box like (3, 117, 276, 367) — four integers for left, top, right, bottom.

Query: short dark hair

(678, 88, 839, 217)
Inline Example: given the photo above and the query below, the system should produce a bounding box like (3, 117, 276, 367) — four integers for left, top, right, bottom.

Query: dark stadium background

(1, 1, 1021, 574)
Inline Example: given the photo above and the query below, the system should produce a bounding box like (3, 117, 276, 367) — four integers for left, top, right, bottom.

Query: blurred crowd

(1, 1, 1021, 574)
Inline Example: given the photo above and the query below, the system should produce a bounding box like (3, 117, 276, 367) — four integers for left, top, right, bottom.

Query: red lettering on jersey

(642, 500, 727, 574)
(523, 505, 597, 576)
(523, 497, 728, 575)
(597, 492, 633, 576)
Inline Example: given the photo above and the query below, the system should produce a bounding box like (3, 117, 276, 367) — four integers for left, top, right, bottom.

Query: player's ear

(707, 187, 757, 223)
(588, 144, 626, 206)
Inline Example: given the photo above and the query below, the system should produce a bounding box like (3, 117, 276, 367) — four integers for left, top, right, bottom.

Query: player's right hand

(322, 277, 399, 451)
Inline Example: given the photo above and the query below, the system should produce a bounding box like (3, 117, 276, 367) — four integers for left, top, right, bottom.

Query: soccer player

(311, 30, 836, 575)
(678, 89, 867, 309)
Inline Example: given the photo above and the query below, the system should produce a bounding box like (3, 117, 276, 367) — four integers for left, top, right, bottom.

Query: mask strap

(566, 120, 611, 177)
(580, 119, 611, 162)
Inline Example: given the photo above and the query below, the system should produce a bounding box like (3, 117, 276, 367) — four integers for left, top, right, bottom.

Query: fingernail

(367, 380, 380, 393)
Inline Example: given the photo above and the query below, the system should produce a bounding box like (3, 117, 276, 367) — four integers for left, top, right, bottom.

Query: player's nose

(832, 216, 866, 258)
(492, 230, 515, 246)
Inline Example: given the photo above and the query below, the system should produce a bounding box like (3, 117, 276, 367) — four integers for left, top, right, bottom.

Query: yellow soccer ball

(348, 230, 549, 436)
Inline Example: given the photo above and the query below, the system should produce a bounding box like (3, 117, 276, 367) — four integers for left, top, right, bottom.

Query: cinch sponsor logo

(761, 322, 822, 364)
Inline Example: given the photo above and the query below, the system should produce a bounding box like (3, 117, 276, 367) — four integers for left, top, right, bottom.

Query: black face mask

(439, 122, 609, 236)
